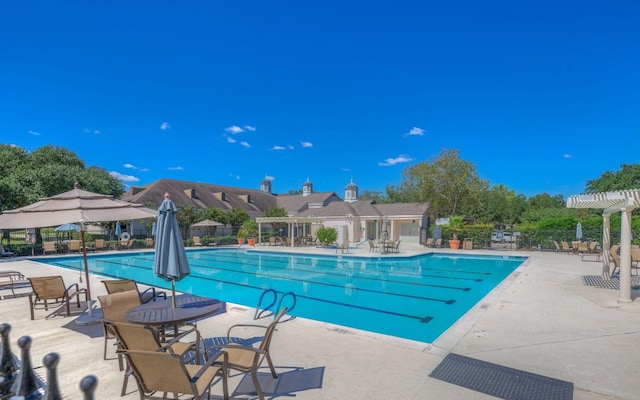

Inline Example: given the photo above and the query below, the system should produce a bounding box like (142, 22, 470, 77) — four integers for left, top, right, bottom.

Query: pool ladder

(254, 288, 296, 321)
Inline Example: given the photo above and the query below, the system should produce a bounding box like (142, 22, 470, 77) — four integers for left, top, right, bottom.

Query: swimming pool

(34, 249, 525, 343)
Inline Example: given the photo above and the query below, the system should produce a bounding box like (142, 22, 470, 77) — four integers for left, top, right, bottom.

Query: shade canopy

(190, 219, 224, 227)
(0, 186, 156, 229)
(54, 223, 80, 232)
(154, 194, 190, 307)
(0, 184, 157, 300)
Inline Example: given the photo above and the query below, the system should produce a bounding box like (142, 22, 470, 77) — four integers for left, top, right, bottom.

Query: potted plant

(447, 216, 465, 250)
(237, 219, 258, 246)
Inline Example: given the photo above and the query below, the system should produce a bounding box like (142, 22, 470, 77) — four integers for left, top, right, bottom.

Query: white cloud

(271, 145, 286, 150)
(563, 154, 572, 158)
(139, 168, 150, 172)
(227, 137, 237, 144)
(84, 128, 101, 134)
(300, 141, 313, 148)
(378, 155, 414, 166)
(123, 163, 137, 169)
(404, 127, 425, 137)
(287, 145, 294, 150)
(109, 171, 140, 182)
(229, 173, 241, 180)
(265, 175, 275, 181)
(225, 125, 244, 134)
(168, 166, 184, 171)
(341, 167, 351, 172)
(27, 130, 40, 136)
(160, 122, 171, 130)
(240, 141, 251, 148)
(244, 125, 256, 131)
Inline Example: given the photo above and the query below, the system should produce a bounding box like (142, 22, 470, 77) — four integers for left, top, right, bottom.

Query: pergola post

(602, 213, 611, 279)
(618, 205, 633, 303)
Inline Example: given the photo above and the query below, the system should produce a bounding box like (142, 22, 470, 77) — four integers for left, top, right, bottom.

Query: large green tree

(0, 144, 123, 211)
(262, 205, 288, 234)
(585, 164, 640, 193)
(396, 148, 488, 218)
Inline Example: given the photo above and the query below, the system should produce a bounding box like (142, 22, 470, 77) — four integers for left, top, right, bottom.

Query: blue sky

(1, 1, 638, 199)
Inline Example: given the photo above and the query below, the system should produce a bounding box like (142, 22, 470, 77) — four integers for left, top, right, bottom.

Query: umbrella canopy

(0, 183, 157, 300)
(190, 219, 224, 228)
(154, 193, 190, 308)
(54, 223, 80, 232)
(576, 222, 583, 240)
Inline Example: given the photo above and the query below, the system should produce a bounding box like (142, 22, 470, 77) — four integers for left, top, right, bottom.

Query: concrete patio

(0, 244, 638, 399)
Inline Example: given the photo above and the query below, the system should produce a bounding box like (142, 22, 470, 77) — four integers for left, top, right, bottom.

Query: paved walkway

(0, 244, 638, 399)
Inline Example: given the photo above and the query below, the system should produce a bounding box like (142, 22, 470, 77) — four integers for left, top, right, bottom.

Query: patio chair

(368, 240, 380, 252)
(193, 236, 203, 247)
(424, 238, 434, 248)
(559, 241, 574, 254)
(43, 242, 57, 255)
(434, 238, 443, 248)
(609, 244, 621, 276)
(68, 240, 82, 253)
(119, 239, 135, 250)
(94, 239, 106, 251)
(27, 276, 88, 320)
(577, 242, 589, 254)
(102, 279, 166, 304)
(389, 240, 401, 253)
(107, 320, 224, 399)
(208, 307, 289, 400)
(588, 242, 599, 253)
(0, 244, 15, 258)
(336, 240, 349, 254)
(98, 290, 142, 392)
(145, 238, 154, 248)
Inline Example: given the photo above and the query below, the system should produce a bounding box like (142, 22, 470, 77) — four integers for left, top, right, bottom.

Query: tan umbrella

(0, 183, 156, 300)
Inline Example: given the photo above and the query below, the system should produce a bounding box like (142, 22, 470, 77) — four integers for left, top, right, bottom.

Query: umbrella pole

(171, 280, 176, 308)
(81, 231, 91, 301)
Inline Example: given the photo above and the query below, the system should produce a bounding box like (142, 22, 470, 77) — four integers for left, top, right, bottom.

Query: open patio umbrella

(0, 183, 156, 301)
(54, 223, 80, 232)
(576, 222, 583, 240)
(154, 193, 190, 308)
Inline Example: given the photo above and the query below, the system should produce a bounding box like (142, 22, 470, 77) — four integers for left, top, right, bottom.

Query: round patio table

(124, 294, 222, 326)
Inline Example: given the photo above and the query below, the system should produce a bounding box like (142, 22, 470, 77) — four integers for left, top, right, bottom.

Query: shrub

(316, 227, 338, 246)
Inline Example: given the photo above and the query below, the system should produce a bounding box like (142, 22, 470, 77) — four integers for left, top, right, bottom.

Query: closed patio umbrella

(576, 222, 583, 240)
(0, 183, 156, 301)
(154, 193, 190, 308)
(115, 221, 122, 239)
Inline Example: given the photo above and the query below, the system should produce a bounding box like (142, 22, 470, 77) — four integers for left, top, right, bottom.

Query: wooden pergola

(255, 217, 325, 247)
(566, 189, 640, 302)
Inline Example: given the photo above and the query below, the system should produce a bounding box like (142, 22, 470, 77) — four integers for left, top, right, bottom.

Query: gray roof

(276, 192, 341, 214)
(122, 178, 277, 217)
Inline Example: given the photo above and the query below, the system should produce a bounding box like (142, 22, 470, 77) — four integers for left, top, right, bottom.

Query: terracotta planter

(247, 238, 256, 247)
(449, 239, 460, 250)
(237, 238, 245, 245)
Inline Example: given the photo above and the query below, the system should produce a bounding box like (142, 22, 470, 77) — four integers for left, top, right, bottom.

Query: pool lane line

(186, 263, 458, 305)
(187, 257, 472, 293)
(190, 275, 443, 323)
(200, 251, 493, 278)
(191, 253, 480, 288)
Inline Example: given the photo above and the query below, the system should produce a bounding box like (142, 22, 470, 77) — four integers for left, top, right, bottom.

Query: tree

(478, 184, 526, 226)
(396, 148, 488, 218)
(202, 207, 228, 226)
(262, 205, 288, 234)
(585, 164, 640, 193)
(0, 144, 123, 211)
(176, 205, 199, 237)
(226, 207, 250, 233)
(359, 190, 388, 203)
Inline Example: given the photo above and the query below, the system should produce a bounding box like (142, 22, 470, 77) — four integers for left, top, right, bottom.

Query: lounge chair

(0, 271, 30, 298)
(43, 242, 57, 255)
(588, 242, 599, 253)
(0, 244, 15, 258)
(434, 238, 443, 248)
(145, 238, 154, 248)
(208, 307, 289, 400)
(558, 241, 573, 254)
(577, 242, 589, 254)
(27, 276, 88, 320)
(424, 238, 434, 248)
(118, 239, 134, 250)
(102, 279, 166, 304)
(106, 320, 225, 399)
(336, 240, 349, 254)
(193, 236, 203, 247)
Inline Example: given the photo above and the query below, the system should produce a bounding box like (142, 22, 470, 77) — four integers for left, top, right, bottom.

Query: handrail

(254, 289, 278, 320)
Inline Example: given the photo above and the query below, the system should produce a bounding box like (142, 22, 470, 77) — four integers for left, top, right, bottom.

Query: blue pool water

(33, 249, 525, 343)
